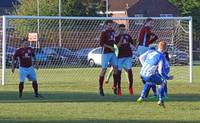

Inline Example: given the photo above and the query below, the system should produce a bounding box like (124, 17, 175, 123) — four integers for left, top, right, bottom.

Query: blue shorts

(118, 57, 132, 71)
(141, 74, 164, 85)
(136, 45, 149, 56)
(19, 66, 37, 82)
(101, 53, 118, 69)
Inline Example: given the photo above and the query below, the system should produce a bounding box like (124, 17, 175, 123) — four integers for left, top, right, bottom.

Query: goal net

(0, 16, 192, 85)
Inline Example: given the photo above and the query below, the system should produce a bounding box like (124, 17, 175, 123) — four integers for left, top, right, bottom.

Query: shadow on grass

(0, 119, 199, 123)
(0, 91, 200, 103)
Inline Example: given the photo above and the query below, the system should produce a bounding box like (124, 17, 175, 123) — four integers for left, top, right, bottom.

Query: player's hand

(168, 75, 174, 80)
(35, 62, 39, 70)
(110, 47, 115, 52)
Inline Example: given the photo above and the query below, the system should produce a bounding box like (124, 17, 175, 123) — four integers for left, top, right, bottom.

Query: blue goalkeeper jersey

(140, 49, 170, 80)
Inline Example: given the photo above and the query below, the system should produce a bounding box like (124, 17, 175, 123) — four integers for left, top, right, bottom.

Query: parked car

(51, 47, 79, 64)
(0, 46, 17, 67)
(75, 48, 94, 65)
(87, 47, 102, 67)
(87, 47, 138, 67)
(35, 47, 64, 66)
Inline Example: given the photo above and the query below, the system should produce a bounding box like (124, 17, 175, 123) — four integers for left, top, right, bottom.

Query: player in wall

(11, 39, 41, 98)
(137, 41, 174, 107)
(98, 20, 118, 96)
(115, 24, 136, 96)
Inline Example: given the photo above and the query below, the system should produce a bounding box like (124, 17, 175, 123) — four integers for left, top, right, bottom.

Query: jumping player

(136, 18, 158, 56)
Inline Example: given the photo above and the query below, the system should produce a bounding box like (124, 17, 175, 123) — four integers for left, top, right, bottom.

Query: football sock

(158, 85, 165, 101)
(127, 70, 133, 88)
(141, 83, 151, 98)
(164, 83, 168, 96)
(151, 84, 157, 96)
(32, 81, 38, 96)
(19, 82, 24, 97)
(117, 71, 122, 89)
(99, 76, 104, 89)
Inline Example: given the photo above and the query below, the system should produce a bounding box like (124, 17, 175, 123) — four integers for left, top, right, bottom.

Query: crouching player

(137, 41, 173, 107)
(115, 24, 135, 96)
(145, 51, 170, 99)
(12, 40, 40, 98)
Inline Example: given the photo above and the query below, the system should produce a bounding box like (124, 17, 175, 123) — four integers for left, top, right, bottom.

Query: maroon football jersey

(115, 34, 134, 58)
(138, 26, 158, 47)
(100, 29, 115, 54)
(13, 47, 35, 68)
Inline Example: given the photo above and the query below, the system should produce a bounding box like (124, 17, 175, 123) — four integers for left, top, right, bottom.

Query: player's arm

(116, 36, 123, 48)
(148, 31, 158, 44)
(158, 59, 173, 80)
(11, 51, 18, 73)
(32, 49, 39, 70)
(139, 51, 148, 66)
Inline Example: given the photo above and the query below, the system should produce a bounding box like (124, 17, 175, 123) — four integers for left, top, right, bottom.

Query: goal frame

(1, 16, 193, 85)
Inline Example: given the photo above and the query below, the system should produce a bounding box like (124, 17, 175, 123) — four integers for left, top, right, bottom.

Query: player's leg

(124, 57, 134, 96)
(164, 81, 168, 98)
(105, 67, 113, 84)
(149, 74, 165, 107)
(18, 67, 27, 98)
(137, 82, 151, 103)
(98, 53, 110, 96)
(27, 66, 39, 97)
(111, 53, 119, 95)
(157, 83, 165, 107)
(117, 70, 122, 96)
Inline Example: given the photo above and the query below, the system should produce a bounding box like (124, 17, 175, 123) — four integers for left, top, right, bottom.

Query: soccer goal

(0, 16, 193, 85)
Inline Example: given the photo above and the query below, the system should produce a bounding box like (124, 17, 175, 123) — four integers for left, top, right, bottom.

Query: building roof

(0, 0, 20, 7)
(127, 0, 180, 16)
(108, 0, 139, 11)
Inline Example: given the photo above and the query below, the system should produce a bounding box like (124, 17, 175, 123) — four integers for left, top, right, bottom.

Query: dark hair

(118, 24, 126, 28)
(145, 17, 153, 24)
(164, 52, 170, 62)
(105, 20, 113, 25)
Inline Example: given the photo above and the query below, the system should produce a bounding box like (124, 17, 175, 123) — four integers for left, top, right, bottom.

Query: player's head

(144, 17, 153, 27)
(21, 39, 29, 48)
(118, 24, 126, 34)
(158, 41, 167, 52)
(105, 20, 113, 30)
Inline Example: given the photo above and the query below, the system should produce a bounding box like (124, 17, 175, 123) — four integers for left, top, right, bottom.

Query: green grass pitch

(0, 66, 200, 123)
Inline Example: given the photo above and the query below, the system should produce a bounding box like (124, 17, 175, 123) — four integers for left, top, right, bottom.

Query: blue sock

(141, 83, 151, 98)
(164, 83, 168, 96)
(151, 84, 157, 96)
(158, 85, 165, 102)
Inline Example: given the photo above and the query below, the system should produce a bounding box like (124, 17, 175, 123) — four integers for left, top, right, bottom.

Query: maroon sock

(127, 70, 133, 88)
(19, 82, 24, 96)
(118, 71, 122, 89)
(32, 81, 38, 96)
(99, 76, 104, 89)
(113, 73, 118, 88)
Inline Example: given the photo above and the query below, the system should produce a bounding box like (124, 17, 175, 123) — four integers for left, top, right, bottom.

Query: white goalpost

(0, 16, 193, 85)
